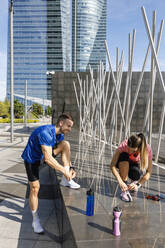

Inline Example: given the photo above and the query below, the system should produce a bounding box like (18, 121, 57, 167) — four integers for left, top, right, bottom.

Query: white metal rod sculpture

(72, 6, 165, 196)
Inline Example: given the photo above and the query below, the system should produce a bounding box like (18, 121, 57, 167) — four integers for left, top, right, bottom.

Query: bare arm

(110, 149, 128, 191)
(139, 159, 152, 185)
(128, 159, 152, 191)
(41, 145, 72, 180)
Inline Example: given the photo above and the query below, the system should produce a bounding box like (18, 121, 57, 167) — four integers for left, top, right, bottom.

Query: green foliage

(0, 99, 10, 118)
(13, 99, 24, 119)
(0, 118, 39, 123)
(32, 103, 43, 116)
(45, 105, 52, 116)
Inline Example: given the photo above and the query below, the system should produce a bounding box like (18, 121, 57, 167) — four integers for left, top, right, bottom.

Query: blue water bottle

(86, 188, 94, 216)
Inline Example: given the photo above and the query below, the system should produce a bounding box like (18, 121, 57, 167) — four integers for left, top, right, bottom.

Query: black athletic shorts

(24, 160, 41, 182)
(116, 152, 142, 181)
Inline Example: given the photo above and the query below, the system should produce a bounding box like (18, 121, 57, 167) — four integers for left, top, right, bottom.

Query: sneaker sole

(69, 186, 80, 189)
(32, 224, 44, 235)
(60, 183, 80, 189)
(60, 181, 80, 189)
(120, 193, 133, 202)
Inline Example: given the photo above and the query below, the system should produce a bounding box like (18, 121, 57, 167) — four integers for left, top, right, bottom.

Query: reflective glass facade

(72, 0, 107, 71)
(7, 0, 71, 101)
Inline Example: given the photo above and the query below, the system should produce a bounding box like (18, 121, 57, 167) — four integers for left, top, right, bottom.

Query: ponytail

(137, 133, 148, 170)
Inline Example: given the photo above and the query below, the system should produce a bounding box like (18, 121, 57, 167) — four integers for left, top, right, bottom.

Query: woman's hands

(128, 182, 138, 191)
(119, 181, 140, 192)
(119, 180, 128, 192)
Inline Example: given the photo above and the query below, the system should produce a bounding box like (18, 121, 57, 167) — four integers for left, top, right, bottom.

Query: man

(22, 113, 80, 234)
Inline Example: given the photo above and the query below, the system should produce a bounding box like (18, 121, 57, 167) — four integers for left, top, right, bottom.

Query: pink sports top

(118, 139, 153, 163)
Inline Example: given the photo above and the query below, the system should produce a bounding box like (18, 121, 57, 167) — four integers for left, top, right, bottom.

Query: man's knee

(30, 182, 40, 196)
(54, 140, 71, 157)
(61, 140, 70, 151)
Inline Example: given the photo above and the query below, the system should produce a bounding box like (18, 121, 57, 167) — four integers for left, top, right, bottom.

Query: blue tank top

(21, 125, 64, 163)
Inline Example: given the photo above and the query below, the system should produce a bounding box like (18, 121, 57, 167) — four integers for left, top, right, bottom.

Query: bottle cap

(86, 188, 94, 196)
(113, 206, 122, 212)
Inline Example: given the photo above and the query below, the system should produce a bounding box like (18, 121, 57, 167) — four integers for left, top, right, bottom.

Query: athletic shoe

(60, 175, 80, 189)
(32, 219, 44, 234)
(120, 190, 133, 202)
(129, 181, 139, 194)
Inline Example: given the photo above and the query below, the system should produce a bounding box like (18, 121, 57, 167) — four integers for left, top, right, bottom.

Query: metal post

(10, 0, 14, 143)
(104, 40, 125, 127)
(125, 29, 136, 137)
(24, 80, 27, 127)
(149, 11, 156, 145)
(128, 44, 150, 130)
(74, 0, 77, 71)
(46, 71, 55, 124)
(141, 6, 165, 94)
(125, 33, 131, 137)
(142, 20, 164, 131)
(43, 98, 45, 116)
(114, 48, 119, 144)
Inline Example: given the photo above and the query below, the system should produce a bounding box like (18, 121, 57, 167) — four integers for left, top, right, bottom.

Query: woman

(110, 133, 152, 202)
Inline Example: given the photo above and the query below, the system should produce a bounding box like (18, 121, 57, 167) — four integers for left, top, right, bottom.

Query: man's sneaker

(32, 219, 44, 234)
(60, 176, 80, 189)
(120, 190, 133, 202)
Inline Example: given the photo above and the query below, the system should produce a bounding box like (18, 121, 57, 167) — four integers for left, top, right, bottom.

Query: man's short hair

(56, 113, 74, 125)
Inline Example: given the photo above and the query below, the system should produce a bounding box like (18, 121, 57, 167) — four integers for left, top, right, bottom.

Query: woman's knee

(128, 166, 141, 181)
(119, 161, 129, 170)
(119, 161, 129, 179)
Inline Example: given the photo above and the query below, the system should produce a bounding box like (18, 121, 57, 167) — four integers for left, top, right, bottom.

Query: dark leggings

(116, 152, 142, 181)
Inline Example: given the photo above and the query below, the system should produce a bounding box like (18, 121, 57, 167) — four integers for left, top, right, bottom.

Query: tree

(0, 100, 10, 118)
(45, 105, 52, 116)
(14, 99, 24, 119)
(32, 103, 43, 116)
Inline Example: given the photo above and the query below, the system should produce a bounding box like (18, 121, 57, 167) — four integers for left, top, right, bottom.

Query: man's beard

(59, 126, 64, 133)
(59, 126, 68, 134)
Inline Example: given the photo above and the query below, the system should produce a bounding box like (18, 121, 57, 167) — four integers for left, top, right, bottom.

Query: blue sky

(0, 0, 165, 101)
(108, 0, 165, 71)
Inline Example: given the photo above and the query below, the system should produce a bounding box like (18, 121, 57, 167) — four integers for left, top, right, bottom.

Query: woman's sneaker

(120, 190, 133, 202)
(129, 181, 139, 195)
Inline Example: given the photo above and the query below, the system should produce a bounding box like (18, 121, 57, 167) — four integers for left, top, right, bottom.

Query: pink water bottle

(112, 206, 122, 236)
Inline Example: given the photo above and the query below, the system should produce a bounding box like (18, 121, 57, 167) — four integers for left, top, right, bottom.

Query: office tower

(7, 0, 71, 101)
(72, 0, 107, 72)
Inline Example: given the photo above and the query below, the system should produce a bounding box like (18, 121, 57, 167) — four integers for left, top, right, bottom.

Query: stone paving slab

(1, 124, 165, 247)
(55, 130, 165, 247)
(0, 143, 62, 248)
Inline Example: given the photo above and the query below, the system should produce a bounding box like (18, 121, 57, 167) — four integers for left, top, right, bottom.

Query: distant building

(72, 0, 107, 71)
(7, 0, 71, 101)
(7, 0, 107, 102)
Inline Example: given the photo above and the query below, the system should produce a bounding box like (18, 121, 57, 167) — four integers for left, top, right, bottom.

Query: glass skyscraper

(72, 0, 107, 71)
(7, 0, 71, 101)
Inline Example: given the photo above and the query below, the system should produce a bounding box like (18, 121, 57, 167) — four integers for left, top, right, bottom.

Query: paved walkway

(58, 130, 165, 248)
(0, 121, 62, 248)
(1, 122, 165, 247)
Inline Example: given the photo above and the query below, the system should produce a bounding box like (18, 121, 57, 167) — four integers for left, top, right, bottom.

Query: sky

(0, 0, 165, 101)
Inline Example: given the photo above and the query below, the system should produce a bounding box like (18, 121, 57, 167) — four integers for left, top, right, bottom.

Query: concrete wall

(52, 71, 165, 133)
